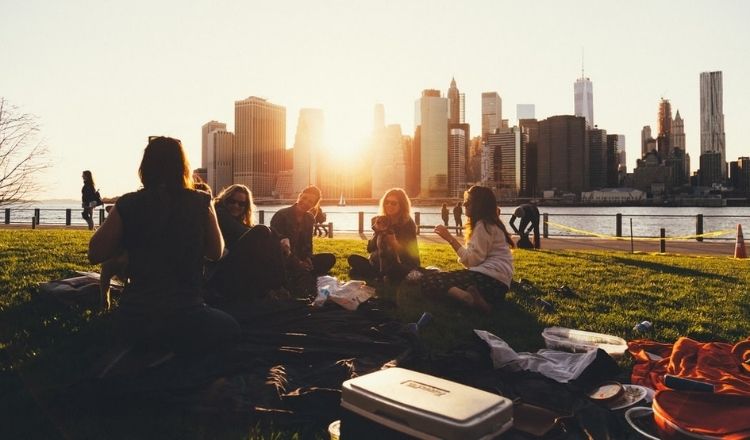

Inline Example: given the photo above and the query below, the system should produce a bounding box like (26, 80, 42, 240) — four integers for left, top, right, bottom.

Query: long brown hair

(463, 185, 514, 247)
(82, 170, 95, 187)
(378, 188, 412, 225)
(215, 184, 254, 226)
(139, 136, 193, 189)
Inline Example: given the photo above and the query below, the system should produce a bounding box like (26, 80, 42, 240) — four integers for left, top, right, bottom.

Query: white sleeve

(456, 223, 492, 268)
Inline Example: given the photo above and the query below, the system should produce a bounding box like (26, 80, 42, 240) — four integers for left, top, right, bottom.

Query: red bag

(653, 390, 750, 439)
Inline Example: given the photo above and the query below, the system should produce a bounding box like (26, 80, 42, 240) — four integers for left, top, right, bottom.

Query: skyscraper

(448, 127, 466, 197)
(671, 110, 685, 152)
(574, 74, 594, 128)
(537, 115, 589, 195)
(415, 89, 448, 197)
(516, 104, 535, 121)
(293, 108, 324, 194)
(234, 96, 286, 197)
(700, 71, 726, 176)
(447, 78, 464, 125)
(657, 98, 672, 159)
(481, 92, 502, 138)
(487, 127, 522, 197)
(372, 105, 406, 196)
(201, 121, 227, 168)
(641, 126, 654, 157)
(207, 129, 234, 194)
(588, 128, 608, 189)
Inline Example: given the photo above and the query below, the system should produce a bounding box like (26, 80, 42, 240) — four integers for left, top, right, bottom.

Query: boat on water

(338, 193, 346, 206)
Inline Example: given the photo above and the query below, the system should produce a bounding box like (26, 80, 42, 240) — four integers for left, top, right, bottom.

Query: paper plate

(606, 384, 648, 410)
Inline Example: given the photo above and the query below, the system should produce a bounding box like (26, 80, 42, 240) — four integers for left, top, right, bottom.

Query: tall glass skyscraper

(700, 71, 726, 177)
(574, 75, 594, 129)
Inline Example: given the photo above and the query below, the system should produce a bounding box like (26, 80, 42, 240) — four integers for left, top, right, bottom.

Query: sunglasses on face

(226, 198, 247, 207)
(384, 200, 399, 206)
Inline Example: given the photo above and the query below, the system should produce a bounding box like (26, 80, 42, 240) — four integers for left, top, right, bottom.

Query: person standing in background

(81, 170, 99, 230)
(441, 203, 449, 227)
(453, 201, 463, 236)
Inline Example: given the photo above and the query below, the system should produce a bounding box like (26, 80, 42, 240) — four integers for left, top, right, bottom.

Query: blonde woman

(348, 188, 420, 282)
(214, 184, 254, 247)
(209, 183, 286, 301)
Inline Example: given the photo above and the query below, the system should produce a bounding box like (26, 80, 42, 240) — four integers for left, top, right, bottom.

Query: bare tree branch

(0, 98, 50, 206)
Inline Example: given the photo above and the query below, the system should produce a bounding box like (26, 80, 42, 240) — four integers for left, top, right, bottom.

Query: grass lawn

(1, 229, 749, 438)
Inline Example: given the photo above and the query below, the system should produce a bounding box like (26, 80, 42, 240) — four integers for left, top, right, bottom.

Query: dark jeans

(347, 254, 413, 282)
(82, 206, 94, 230)
(286, 253, 336, 297)
(114, 303, 240, 354)
(208, 225, 286, 301)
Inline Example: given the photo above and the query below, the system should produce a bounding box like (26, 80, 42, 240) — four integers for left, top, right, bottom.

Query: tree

(0, 98, 49, 205)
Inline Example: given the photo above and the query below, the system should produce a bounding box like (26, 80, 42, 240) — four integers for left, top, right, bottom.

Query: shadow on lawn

(556, 251, 737, 283)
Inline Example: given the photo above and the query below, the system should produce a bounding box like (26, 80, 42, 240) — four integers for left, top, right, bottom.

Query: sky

(2, 0, 749, 200)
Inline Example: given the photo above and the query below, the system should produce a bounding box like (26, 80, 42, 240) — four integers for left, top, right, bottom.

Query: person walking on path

(422, 185, 515, 313)
(453, 201, 463, 236)
(441, 203, 449, 227)
(509, 203, 541, 249)
(81, 170, 100, 230)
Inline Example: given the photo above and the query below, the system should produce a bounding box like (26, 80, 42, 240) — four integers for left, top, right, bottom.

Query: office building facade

(201, 121, 227, 168)
(292, 108, 324, 194)
(574, 76, 594, 128)
(415, 90, 448, 197)
(700, 71, 726, 177)
(234, 96, 286, 197)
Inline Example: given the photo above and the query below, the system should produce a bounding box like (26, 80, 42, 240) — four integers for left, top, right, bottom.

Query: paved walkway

(332, 231, 739, 257)
(1, 224, 740, 257)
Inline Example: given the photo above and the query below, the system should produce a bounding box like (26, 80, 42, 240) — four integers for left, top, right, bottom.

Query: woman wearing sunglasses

(348, 187, 420, 283)
(208, 184, 286, 302)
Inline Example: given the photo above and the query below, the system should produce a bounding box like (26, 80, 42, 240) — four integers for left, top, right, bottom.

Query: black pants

(347, 254, 413, 282)
(518, 217, 541, 249)
(208, 225, 286, 301)
(114, 303, 240, 354)
(420, 270, 509, 305)
(82, 206, 94, 230)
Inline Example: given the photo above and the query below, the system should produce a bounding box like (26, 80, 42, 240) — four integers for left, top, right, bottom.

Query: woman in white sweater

(423, 185, 515, 313)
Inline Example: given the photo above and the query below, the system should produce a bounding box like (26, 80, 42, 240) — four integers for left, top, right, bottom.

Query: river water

(6, 201, 749, 240)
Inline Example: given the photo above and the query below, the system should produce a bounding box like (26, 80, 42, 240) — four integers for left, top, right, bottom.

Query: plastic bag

(314, 276, 375, 311)
(329, 280, 375, 311)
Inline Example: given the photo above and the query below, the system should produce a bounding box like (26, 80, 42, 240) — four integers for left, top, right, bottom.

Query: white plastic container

(341, 367, 513, 440)
(541, 326, 628, 358)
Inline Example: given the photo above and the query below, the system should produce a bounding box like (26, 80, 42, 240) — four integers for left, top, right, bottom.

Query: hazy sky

(2, 0, 749, 200)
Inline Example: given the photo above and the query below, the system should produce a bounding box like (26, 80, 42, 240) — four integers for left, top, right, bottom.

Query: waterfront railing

(2, 207, 746, 241)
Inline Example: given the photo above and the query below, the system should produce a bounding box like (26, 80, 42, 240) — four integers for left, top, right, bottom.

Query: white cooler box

(340, 367, 513, 439)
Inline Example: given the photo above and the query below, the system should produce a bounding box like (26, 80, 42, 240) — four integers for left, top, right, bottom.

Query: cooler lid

(343, 367, 508, 423)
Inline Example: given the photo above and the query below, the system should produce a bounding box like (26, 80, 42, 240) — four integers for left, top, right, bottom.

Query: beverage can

(632, 321, 652, 332)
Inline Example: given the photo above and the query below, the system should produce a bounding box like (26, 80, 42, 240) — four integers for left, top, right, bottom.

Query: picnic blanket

(628, 336, 750, 395)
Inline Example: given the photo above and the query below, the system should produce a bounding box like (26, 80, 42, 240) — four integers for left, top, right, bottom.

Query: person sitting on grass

(88, 136, 239, 356)
(270, 185, 335, 296)
(421, 185, 514, 313)
(207, 184, 286, 302)
(347, 188, 420, 283)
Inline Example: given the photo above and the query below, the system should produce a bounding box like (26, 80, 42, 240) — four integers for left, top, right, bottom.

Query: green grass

(1, 230, 749, 438)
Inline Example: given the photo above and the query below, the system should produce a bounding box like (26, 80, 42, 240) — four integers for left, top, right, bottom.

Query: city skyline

(2, 0, 749, 199)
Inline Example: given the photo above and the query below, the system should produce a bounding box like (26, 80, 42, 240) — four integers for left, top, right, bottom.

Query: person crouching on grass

(420, 185, 514, 313)
(270, 185, 335, 296)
